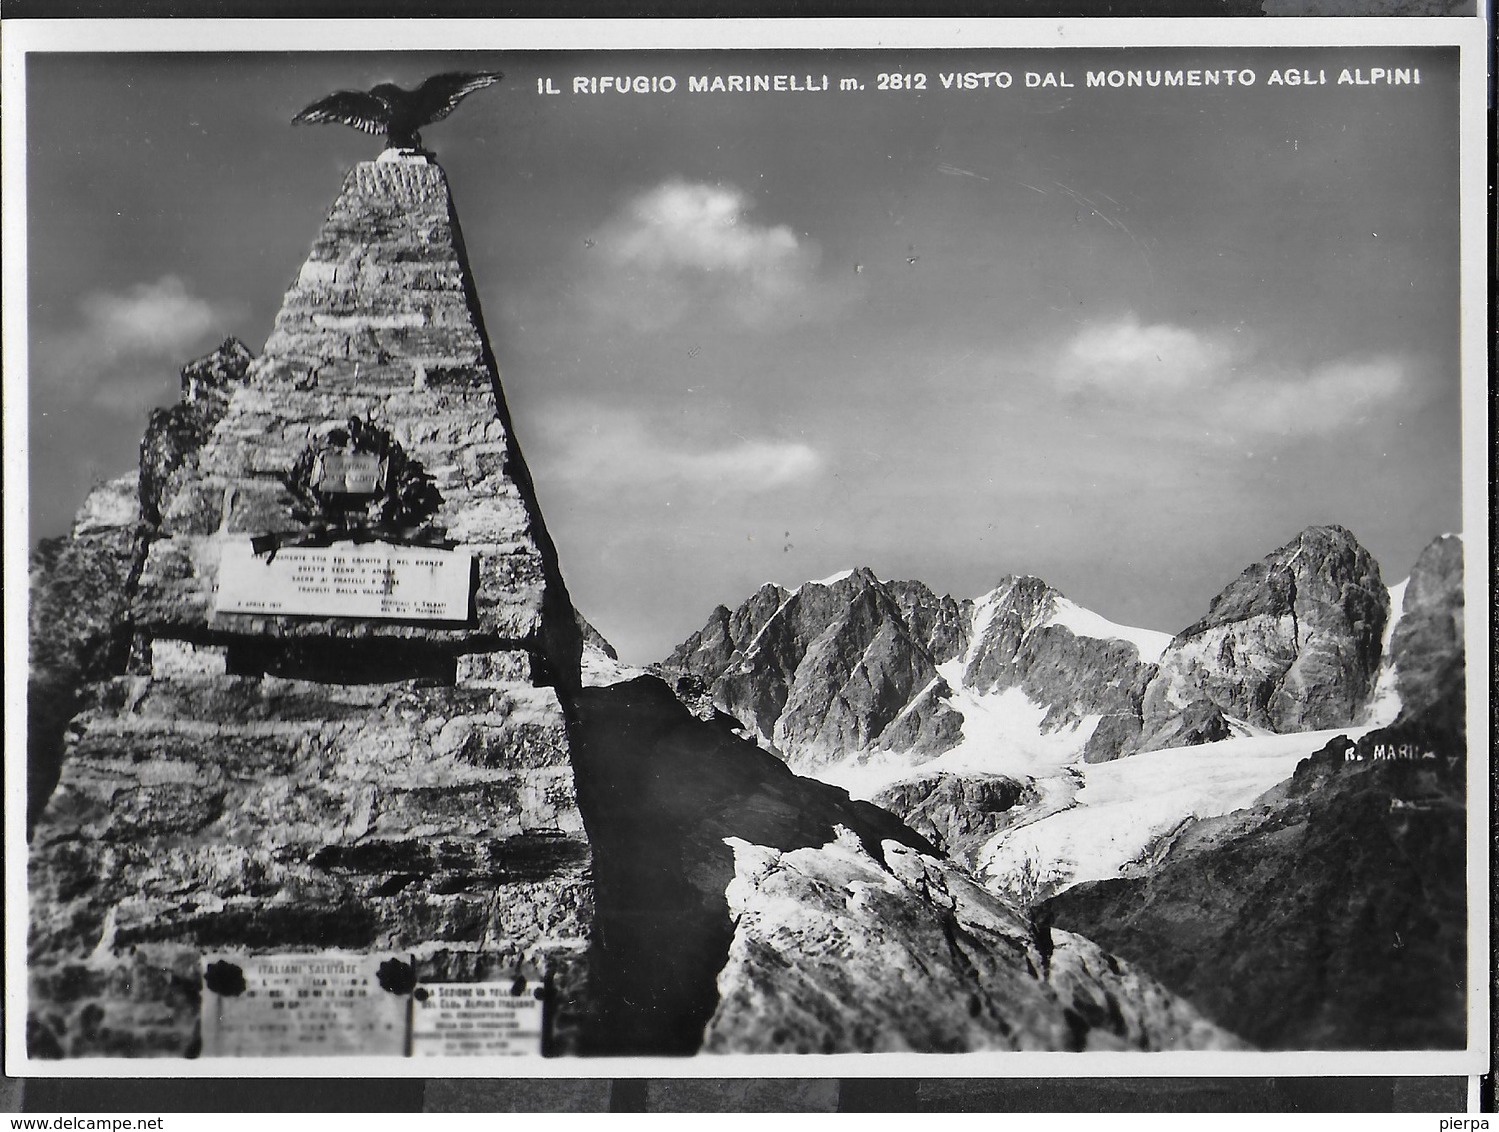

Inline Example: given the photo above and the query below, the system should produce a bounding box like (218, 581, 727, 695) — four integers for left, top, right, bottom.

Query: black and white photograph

(3, 20, 1488, 1084)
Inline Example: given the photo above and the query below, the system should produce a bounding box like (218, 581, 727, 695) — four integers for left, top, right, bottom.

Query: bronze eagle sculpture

(292, 71, 503, 150)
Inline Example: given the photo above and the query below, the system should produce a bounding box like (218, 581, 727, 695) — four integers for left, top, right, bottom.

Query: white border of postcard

(2, 15, 1488, 1079)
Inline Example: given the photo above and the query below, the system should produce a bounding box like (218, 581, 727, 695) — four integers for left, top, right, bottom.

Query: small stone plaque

(215, 541, 472, 620)
(410, 980, 545, 1057)
(312, 451, 386, 496)
(200, 953, 408, 1057)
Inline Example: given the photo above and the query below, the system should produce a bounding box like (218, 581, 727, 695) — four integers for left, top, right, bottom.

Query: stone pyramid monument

(28, 151, 594, 1058)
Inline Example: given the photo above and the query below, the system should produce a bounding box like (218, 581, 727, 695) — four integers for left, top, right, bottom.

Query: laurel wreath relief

(251, 418, 447, 557)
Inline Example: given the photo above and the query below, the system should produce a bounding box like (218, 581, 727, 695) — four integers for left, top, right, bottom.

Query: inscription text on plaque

(200, 953, 407, 1057)
(411, 981, 544, 1057)
(215, 541, 472, 620)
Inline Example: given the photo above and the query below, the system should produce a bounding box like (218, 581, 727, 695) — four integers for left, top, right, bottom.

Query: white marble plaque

(410, 980, 544, 1057)
(200, 953, 409, 1057)
(214, 541, 472, 620)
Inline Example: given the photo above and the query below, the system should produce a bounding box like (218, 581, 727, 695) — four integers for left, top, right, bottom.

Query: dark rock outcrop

(1129, 696, 1232, 753)
(1136, 525, 1388, 752)
(138, 338, 253, 525)
(27, 478, 145, 833)
(1355, 534, 1465, 762)
(1044, 754, 1466, 1049)
(573, 675, 1241, 1055)
(870, 772, 1031, 860)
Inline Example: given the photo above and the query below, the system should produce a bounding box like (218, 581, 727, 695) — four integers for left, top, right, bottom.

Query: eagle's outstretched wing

(292, 89, 393, 134)
(412, 71, 504, 125)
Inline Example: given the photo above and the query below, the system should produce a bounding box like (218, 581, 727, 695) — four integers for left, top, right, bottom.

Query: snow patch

(1043, 597, 1174, 663)
(964, 580, 1172, 663)
(1383, 577, 1409, 654)
(819, 660, 1099, 801)
(963, 582, 1016, 665)
(1364, 576, 1409, 726)
(884, 675, 943, 730)
(581, 645, 650, 687)
(978, 723, 1379, 897)
(803, 568, 856, 589)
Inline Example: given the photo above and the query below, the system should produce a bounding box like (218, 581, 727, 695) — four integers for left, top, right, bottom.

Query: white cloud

(79, 275, 221, 362)
(586, 180, 825, 331)
(1053, 314, 1412, 436)
(1220, 355, 1410, 436)
(1056, 314, 1235, 395)
(663, 437, 822, 487)
(35, 275, 239, 412)
(615, 180, 804, 275)
(536, 403, 822, 493)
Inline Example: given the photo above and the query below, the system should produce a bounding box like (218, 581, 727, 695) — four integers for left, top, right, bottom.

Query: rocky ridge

(663, 527, 1397, 782)
(1039, 536, 1466, 1050)
(869, 772, 1032, 861)
(661, 568, 1171, 778)
(658, 525, 1436, 882)
(664, 569, 969, 774)
(1043, 744, 1466, 1049)
(1135, 524, 1389, 754)
(1376, 534, 1465, 748)
(571, 675, 1242, 1055)
(703, 825, 1237, 1054)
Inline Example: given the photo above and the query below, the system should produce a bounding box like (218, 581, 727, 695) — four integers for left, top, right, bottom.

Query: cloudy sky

(23, 45, 1463, 661)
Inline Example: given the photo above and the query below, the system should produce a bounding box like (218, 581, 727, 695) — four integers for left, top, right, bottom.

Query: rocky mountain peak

(1138, 524, 1388, 751)
(661, 568, 968, 772)
(179, 336, 255, 413)
(981, 573, 1059, 625)
(1181, 524, 1381, 640)
(660, 565, 1175, 783)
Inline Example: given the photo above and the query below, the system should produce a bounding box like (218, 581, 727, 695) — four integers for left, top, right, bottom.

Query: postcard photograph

(3, 22, 1487, 1075)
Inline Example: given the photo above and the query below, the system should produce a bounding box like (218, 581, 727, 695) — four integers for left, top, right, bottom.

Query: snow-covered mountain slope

(822, 679, 1097, 800)
(651, 528, 1460, 899)
(1039, 595, 1172, 664)
(660, 568, 1168, 778)
(975, 724, 1381, 899)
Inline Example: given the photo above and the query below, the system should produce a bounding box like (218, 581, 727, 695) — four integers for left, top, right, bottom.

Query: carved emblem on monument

(218, 419, 472, 622)
(281, 417, 443, 543)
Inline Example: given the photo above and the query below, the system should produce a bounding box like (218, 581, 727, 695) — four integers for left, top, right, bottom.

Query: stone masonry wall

(28, 152, 594, 1058)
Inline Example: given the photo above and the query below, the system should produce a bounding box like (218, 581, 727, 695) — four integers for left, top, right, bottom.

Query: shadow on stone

(570, 674, 936, 1056)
